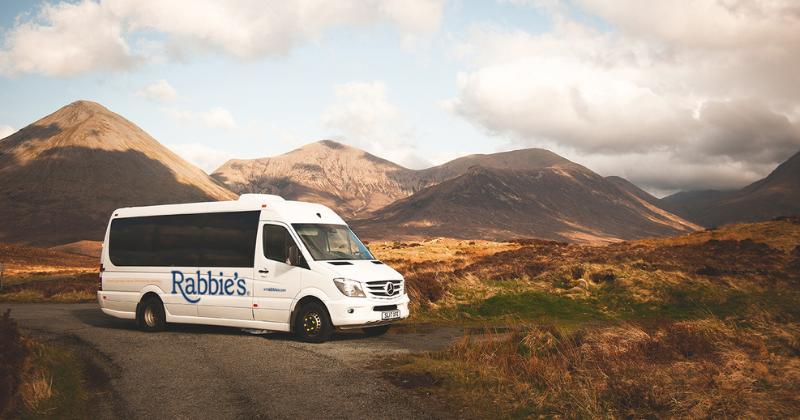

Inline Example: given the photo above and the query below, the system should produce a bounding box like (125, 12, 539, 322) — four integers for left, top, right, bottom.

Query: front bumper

(326, 294, 410, 330)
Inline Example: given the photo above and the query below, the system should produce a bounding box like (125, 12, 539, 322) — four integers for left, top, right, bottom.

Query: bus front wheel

(295, 302, 332, 343)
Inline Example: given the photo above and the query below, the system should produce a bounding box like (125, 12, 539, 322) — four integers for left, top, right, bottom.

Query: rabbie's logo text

(171, 271, 247, 303)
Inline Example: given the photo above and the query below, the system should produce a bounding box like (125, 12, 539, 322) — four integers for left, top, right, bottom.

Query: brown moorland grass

(391, 317, 800, 419)
(376, 218, 800, 419)
(0, 273, 99, 303)
(373, 217, 800, 322)
(0, 242, 97, 284)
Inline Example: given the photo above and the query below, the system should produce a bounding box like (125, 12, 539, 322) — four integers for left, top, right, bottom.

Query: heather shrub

(0, 309, 31, 419)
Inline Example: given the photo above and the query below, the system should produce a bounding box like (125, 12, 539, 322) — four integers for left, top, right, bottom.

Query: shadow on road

(80, 308, 387, 343)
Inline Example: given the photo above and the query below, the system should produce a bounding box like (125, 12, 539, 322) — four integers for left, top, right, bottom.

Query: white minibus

(97, 194, 409, 343)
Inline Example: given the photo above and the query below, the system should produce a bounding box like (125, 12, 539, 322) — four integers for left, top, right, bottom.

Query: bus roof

(110, 194, 347, 225)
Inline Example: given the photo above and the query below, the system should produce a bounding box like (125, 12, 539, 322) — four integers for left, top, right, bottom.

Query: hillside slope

(0, 101, 236, 246)
(351, 166, 699, 243)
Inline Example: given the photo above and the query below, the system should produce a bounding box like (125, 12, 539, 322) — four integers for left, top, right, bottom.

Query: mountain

(0, 101, 237, 247)
(662, 189, 737, 205)
(351, 165, 700, 244)
(414, 148, 578, 186)
(211, 140, 417, 218)
(212, 142, 589, 218)
(679, 151, 800, 227)
(606, 176, 664, 207)
(605, 176, 692, 221)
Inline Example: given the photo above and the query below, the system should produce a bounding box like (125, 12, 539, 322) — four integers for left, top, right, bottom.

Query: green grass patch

(461, 291, 610, 321)
(423, 283, 800, 326)
(593, 285, 800, 322)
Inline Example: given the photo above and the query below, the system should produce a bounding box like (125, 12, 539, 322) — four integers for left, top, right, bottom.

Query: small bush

(0, 309, 31, 419)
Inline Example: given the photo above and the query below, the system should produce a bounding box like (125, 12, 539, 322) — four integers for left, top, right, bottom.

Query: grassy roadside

(0, 273, 99, 303)
(0, 309, 93, 420)
(388, 316, 800, 419)
(372, 218, 800, 419)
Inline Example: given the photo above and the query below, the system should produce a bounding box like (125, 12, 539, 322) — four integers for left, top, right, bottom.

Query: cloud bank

(0, 0, 447, 77)
(447, 0, 800, 192)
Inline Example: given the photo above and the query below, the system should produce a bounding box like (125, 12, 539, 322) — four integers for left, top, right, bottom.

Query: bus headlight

(333, 278, 365, 298)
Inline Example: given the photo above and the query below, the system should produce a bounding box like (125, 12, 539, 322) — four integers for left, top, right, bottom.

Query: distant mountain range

(0, 101, 797, 248)
(212, 141, 584, 219)
(670, 151, 800, 227)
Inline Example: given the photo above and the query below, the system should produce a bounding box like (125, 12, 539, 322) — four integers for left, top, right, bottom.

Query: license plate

(381, 310, 401, 320)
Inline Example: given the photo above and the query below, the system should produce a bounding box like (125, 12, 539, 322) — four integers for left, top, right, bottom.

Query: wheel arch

(290, 295, 331, 333)
(136, 291, 164, 329)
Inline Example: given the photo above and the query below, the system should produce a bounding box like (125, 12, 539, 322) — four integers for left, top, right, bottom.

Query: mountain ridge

(677, 150, 800, 227)
(350, 165, 700, 244)
(212, 141, 594, 219)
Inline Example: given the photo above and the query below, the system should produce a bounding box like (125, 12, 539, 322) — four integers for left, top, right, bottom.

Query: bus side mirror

(288, 246, 300, 267)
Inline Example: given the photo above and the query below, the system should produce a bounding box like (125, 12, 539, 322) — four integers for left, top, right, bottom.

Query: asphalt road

(4, 303, 461, 420)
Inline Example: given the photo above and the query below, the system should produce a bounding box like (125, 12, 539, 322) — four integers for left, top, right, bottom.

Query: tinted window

(201, 212, 260, 267)
(151, 214, 202, 267)
(109, 211, 259, 267)
(108, 217, 156, 266)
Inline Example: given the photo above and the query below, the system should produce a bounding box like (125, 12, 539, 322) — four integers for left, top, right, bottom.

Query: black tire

(363, 325, 391, 336)
(295, 302, 332, 343)
(137, 296, 166, 332)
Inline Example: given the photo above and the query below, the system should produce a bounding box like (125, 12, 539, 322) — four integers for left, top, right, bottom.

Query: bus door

(253, 223, 305, 324)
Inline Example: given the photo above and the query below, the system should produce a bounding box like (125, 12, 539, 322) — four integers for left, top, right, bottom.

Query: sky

(1, 0, 799, 197)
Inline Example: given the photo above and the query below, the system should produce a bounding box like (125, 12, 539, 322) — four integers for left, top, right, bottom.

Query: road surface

(3, 303, 460, 419)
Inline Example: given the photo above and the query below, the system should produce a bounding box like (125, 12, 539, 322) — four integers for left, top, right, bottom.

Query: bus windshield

(292, 224, 374, 261)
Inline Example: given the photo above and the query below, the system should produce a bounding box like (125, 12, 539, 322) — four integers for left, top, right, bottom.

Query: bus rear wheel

(295, 302, 332, 343)
(137, 296, 166, 332)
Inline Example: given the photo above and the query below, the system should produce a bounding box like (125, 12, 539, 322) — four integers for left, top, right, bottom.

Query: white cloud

(320, 80, 425, 167)
(0, 0, 135, 77)
(161, 107, 193, 129)
(449, 0, 800, 191)
(135, 79, 182, 103)
(198, 107, 239, 131)
(0, 0, 448, 77)
(380, 0, 445, 52)
(576, 0, 800, 51)
(0, 125, 15, 139)
(167, 142, 237, 173)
